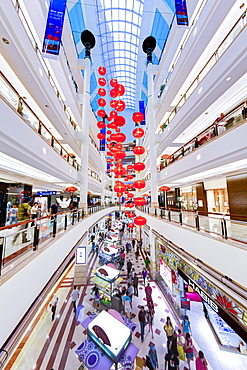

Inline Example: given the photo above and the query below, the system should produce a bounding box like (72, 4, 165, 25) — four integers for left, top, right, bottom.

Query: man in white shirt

(71, 286, 79, 313)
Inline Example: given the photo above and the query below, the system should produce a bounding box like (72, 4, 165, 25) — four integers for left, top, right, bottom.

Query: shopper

(123, 291, 132, 319)
(164, 316, 174, 344)
(168, 331, 179, 358)
(8, 204, 18, 225)
(184, 333, 194, 370)
(145, 282, 152, 300)
(127, 283, 133, 303)
(177, 328, 186, 361)
(138, 306, 146, 342)
(196, 351, 208, 370)
(127, 260, 132, 276)
(144, 254, 150, 269)
(50, 295, 58, 321)
(50, 202, 59, 219)
(133, 273, 139, 296)
(147, 309, 154, 338)
(31, 202, 39, 226)
(13, 198, 31, 244)
(131, 238, 136, 249)
(147, 344, 159, 370)
(182, 315, 192, 335)
(71, 286, 79, 313)
(142, 267, 148, 286)
(164, 350, 179, 370)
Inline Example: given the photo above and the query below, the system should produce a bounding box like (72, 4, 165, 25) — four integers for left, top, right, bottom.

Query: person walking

(133, 273, 139, 296)
(147, 343, 159, 370)
(71, 286, 79, 313)
(164, 350, 179, 370)
(127, 283, 133, 304)
(31, 202, 39, 226)
(196, 351, 208, 370)
(50, 295, 58, 321)
(184, 333, 194, 370)
(177, 328, 186, 361)
(145, 282, 152, 300)
(127, 260, 132, 277)
(182, 315, 192, 336)
(13, 198, 31, 244)
(50, 202, 59, 219)
(138, 306, 146, 342)
(147, 309, 154, 338)
(164, 317, 173, 345)
(8, 204, 18, 225)
(142, 268, 148, 286)
(123, 291, 132, 319)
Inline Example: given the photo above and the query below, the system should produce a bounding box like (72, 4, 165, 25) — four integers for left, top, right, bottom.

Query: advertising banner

(175, 0, 189, 26)
(42, 0, 67, 58)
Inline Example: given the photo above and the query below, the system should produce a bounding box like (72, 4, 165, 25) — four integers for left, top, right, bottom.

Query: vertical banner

(139, 101, 146, 125)
(175, 0, 189, 26)
(99, 126, 106, 151)
(42, 0, 67, 58)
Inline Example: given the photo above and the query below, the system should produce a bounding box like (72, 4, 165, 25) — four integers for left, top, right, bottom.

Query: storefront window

(180, 186, 197, 210)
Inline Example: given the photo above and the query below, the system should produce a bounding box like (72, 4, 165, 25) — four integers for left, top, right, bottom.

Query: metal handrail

(0, 349, 8, 367)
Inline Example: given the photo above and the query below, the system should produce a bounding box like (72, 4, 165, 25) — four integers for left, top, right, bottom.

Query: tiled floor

(4, 231, 247, 370)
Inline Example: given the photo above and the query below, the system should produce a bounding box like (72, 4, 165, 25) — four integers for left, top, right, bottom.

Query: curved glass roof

(95, 0, 144, 109)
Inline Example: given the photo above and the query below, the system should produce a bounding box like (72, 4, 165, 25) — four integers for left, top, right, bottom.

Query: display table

(76, 310, 138, 369)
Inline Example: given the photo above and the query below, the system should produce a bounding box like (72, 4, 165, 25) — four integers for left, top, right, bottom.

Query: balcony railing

(0, 71, 81, 170)
(158, 10, 247, 132)
(159, 99, 247, 171)
(0, 204, 117, 273)
(141, 206, 247, 245)
(12, 0, 79, 127)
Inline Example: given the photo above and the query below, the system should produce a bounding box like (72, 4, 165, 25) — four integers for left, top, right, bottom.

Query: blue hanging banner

(139, 101, 146, 125)
(175, 0, 189, 26)
(99, 126, 106, 151)
(42, 0, 67, 58)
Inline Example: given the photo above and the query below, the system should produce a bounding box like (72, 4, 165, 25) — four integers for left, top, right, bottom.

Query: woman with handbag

(184, 333, 194, 370)
(177, 329, 186, 361)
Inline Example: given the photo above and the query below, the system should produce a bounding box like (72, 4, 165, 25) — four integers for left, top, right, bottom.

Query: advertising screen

(159, 258, 173, 291)
(76, 246, 86, 265)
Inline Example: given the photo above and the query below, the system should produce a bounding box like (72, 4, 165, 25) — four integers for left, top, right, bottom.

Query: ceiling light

(42, 147, 47, 155)
(226, 77, 231, 81)
(2, 38, 9, 44)
(45, 104, 49, 107)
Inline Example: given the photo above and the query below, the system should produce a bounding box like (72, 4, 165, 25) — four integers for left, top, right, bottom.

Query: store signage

(175, 0, 189, 26)
(178, 268, 218, 313)
(42, 0, 67, 58)
(76, 246, 86, 265)
(160, 259, 173, 292)
(181, 297, 190, 310)
(37, 191, 57, 196)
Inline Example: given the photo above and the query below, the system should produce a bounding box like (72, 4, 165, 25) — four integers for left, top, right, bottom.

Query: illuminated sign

(37, 191, 57, 196)
(175, 0, 189, 26)
(76, 246, 86, 265)
(187, 278, 218, 313)
(160, 259, 173, 291)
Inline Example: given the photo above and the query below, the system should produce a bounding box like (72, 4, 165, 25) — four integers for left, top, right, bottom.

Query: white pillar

(149, 230, 156, 278)
(147, 63, 159, 213)
(101, 153, 105, 206)
(79, 57, 91, 211)
(111, 173, 115, 204)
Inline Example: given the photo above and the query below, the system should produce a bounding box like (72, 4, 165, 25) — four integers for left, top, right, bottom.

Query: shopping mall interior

(0, 0, 247, 369)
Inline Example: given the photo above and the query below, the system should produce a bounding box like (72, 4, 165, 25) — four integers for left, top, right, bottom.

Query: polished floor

(4, 232, 247, 370)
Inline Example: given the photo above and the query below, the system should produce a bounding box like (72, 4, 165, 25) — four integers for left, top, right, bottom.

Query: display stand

(91, 265, 122, 308)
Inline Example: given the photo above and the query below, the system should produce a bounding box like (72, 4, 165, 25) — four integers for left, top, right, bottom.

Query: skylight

(96, 0, 144, 109)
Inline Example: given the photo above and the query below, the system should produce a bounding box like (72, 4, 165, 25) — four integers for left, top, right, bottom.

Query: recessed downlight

(45, 104, 49, 108)
(2, 38, 9, 44)
(226, 76, 232, 81)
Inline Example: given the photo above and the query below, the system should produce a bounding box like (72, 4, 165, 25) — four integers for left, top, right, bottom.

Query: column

(111, 173, 115, 204)
(149, 230, 156, 278)
(101, 152, 105, 206)
(79, 57, 91, 211)
(147, 63, 159, 213)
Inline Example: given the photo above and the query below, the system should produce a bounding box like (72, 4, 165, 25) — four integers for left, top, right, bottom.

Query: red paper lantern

(128, 203, 134, 208)
(113, 151, 126, 160)
(132, 127, 144, 138)
(107, 122, 117, 130)
(97, 132, 105, 140)
(116, 192, 123, 197)
(114, 116, 126, 127)
(106, 151, 113, 156)
(159, 186, 171, 191)
(133, 146, 145, 156)
(97, 121, 105, 129)
(134, 216, 147, 227)
(127, 165, 134, 170)
(98, 66, 106, 76)
(128, 223, 135, 228)
(65, 186, 78, 193)
(132, 112, 144, 124)
(107, 130, 112, 135)
(134, 197, 146, 206)
(134, 180, 145, 190)
(110, 78, 118, 87)
(98, 109, 106, 118)
(106, 158, 113, 163)
(110, 89, 118, 98)
(107, 117, 112, 121)
(116, 127, 120, 132)
(116, 144, 123, 150)
(127, 175, 134, 180)
(98, 88, 106, 96)
(114, 167, 126, 177)
(115, 181, 123, 185)
(114, 183, 126, 193)
(134, 162, 145, 172)
(98, 98, 106, 107)
(128, 212, 135, 218)
(110, 133, 126, 143)
(110, 163, 114, 167)
(116, 84, 125, 96)
(128, 193, 134, 198)
(115, 100, 125, 112)
(110, 100, 117, 108)
(109, 111, 118, 118)
(98, 77, 106, 86)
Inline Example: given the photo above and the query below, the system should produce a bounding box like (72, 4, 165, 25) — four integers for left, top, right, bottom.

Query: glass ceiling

(95, 0, 144, 109)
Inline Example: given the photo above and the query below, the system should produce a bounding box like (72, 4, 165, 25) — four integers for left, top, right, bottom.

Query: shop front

(155, 237, 247, 348)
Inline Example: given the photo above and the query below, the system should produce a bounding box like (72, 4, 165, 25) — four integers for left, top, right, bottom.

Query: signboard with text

(76, 246, 86, 265)
(175, 0, 189, 26)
